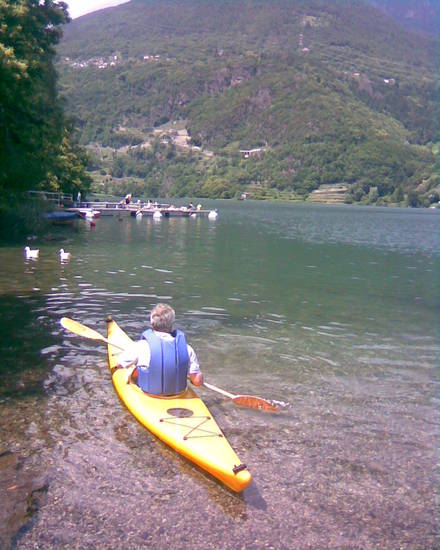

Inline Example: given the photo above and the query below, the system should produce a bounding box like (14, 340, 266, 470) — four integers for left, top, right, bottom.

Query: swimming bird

(59, 248, 71, 261)
(24, 246, 39, 259)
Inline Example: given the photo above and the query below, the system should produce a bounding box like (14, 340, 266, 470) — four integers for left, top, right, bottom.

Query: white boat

(78, 208, 101, 219)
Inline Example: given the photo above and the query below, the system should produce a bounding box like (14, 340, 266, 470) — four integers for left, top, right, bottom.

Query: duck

(24, 246, 39, 259)
(59, 248, 71, 261)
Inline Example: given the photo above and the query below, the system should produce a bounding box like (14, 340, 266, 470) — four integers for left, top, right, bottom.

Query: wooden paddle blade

(232, 395, 280, 412)
(60, 317, 108, 343)
(60, 317, 126, 351)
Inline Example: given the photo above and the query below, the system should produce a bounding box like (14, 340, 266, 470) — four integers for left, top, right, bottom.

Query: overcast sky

(65, 0, 130, 19)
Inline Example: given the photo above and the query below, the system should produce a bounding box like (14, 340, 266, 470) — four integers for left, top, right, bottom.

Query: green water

(0, 201, 439, 548)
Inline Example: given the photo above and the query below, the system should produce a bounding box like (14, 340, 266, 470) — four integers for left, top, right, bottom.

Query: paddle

(60, 317, 279, 412)
(60, 317, 125, 351)
(203, 382, 280, 412)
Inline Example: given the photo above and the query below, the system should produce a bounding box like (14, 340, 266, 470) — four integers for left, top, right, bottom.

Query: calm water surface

(0, 201, 439, 548)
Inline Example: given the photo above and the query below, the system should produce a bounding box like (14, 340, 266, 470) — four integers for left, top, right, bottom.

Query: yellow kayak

(106, 316, 252, 492)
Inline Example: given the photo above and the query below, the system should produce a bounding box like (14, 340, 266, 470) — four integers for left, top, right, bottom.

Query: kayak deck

(106, 317, 252, 492)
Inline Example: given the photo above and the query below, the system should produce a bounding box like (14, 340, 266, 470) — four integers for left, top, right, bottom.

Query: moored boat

(44, 210, 79, 223)
(106, 316, 252, 492)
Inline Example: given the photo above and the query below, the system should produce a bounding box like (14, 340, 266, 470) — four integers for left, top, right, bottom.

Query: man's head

(150, 303, 175, 333)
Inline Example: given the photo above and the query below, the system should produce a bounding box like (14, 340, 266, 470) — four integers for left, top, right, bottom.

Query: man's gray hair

(150, 303, 175, 333)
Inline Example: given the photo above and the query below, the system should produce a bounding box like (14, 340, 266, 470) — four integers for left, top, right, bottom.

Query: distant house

(240, 147, 265, 159)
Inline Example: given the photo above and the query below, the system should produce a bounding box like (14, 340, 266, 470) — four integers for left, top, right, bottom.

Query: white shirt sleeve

(116, 340, 150, 368)
(187, 344, 200, 374)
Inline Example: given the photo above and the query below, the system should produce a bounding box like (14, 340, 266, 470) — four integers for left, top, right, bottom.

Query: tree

(45, 126, 92, 194)
(201, 176, 236, 198)
(0, 0, 90, 198)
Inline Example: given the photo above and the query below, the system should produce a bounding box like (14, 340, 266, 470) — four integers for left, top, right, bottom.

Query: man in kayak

(115, 303, 203, 395)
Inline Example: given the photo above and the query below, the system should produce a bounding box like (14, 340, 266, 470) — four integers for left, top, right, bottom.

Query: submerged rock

(0, 450, 48, 548)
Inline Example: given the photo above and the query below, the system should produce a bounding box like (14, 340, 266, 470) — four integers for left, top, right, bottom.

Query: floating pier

(66, 202, 215, 218)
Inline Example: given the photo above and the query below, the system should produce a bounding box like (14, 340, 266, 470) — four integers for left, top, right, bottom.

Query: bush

(406, 190, 421, 207)
(0, 196, 51, 243)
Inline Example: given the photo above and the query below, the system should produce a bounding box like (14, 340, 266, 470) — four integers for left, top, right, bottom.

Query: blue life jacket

(137, 329, 189, 395)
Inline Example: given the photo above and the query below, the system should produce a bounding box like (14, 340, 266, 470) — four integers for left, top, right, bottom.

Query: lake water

(0, 201, 439, 548)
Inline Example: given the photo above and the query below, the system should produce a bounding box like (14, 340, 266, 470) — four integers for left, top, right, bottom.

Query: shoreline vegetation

(0, 0, 91, 240)
(79, 130, 440, 208)
(0, 195, 76, 244)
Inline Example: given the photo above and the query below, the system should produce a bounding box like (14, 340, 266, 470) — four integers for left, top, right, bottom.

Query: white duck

(59, 248, 71, 261)
(24, 246, 39, 259)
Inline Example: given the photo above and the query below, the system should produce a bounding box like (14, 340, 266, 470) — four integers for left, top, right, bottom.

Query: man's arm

(187, 344, 203, 386)
(114, 341, 143, 383)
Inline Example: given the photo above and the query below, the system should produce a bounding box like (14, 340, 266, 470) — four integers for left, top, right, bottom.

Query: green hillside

(57, 0, 440, 205)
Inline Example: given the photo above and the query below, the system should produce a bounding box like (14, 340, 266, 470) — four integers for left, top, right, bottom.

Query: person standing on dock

(125, 193, 132, 205)
(115, 303, 204, 395)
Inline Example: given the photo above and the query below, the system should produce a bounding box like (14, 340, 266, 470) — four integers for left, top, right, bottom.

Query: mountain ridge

(366, 0, 439, 35)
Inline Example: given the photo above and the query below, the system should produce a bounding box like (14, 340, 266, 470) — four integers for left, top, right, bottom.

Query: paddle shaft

(203, 382, 235, 399)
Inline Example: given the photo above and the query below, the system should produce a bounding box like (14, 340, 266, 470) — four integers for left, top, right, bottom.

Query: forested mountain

(57, 0, 440, 205)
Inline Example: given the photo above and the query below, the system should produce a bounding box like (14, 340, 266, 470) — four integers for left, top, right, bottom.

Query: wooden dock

(66, 202, 216, 218)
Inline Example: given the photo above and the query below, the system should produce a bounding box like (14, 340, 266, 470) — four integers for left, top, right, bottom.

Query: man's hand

(126, 365, 136, 385)
(189, 372, 204, 386)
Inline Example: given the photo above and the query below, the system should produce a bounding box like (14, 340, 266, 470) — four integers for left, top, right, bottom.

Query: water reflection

(0, 203, 438, 548)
